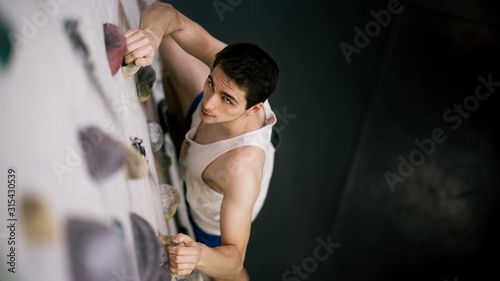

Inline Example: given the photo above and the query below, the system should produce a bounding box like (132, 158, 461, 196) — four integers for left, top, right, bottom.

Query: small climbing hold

(0, 15, 12, 67)
(122, 62, 140, 79)
(147, 120, 164, 153)
(137, 82, 151, 102)
(159, 151, 172, 173)
(137, 65, 156, 88)
(20, 194, 54, 242)
(158, 234, 185, 247)
(136, 65, 156, 102)
(119, 141, 149, 179)
(159, 184, 180, 221)
(103, 23, 126, 76)
(80, 126, 125, 182)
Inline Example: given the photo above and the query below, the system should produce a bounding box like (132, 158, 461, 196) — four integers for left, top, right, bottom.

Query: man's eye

(223, 97, 231, 104)
(209, 81, 214, 88)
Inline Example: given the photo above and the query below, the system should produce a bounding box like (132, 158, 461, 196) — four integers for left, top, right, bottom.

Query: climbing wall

(0, 0, 192, 280)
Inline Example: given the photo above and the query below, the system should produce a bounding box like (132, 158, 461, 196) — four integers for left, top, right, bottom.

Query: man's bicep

(172, 12, 227, 68)
(219, 176, 260, 258)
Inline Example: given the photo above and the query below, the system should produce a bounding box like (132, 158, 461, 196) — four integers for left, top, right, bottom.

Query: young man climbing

(124, 2, 279, 280)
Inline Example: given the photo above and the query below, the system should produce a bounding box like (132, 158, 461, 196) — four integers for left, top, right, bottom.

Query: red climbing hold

(103, 23, 126, 76)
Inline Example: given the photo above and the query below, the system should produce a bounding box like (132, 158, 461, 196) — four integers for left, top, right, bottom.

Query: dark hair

(213, 43, 279, 109)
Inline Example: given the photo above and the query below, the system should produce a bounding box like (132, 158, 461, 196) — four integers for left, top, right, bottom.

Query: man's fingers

(124, 28, 140, 39)
(164, 234, 198, 276)
(169, 252, 197, 265)
(169, 264, 194, 276)
(168, 248, 197, 276)
(167, 245, 197, 256)
(124, 44, 154, 65)
(134, 57, 153, 67)
(169, 255, 196, 276)
(172, 233, 195, 244)
(123, 29, 155, 66)
(125, 33, 148, 50)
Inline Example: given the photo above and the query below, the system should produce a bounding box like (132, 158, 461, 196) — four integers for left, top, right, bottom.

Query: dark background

(162, 0, 500, 280)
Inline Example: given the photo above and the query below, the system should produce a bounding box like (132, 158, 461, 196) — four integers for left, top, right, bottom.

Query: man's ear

(246, 102, 263, 116)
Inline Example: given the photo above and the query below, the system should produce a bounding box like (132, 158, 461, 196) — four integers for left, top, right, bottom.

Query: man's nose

(204, 92, 218, 110)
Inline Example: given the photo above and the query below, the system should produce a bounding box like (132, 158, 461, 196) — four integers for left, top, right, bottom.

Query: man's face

(199, 65, 248, 124)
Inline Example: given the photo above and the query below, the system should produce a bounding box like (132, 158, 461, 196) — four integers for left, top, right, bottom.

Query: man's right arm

(124, 2, 226, 68)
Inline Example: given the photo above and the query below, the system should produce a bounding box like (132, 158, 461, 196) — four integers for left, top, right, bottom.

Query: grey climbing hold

(136, 65, 156, 102)
(67, 218, 133, 281)
(137, 65, 156, 88)
(79, 126, 125, 182)
(159, 184, 180, 221)
(130, 213, 167, 281)
(147, 120, 164, 153)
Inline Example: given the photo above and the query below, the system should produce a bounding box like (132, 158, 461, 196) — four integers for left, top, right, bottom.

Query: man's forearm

(138, 2, 226, 67)
(139, 2, 181, 50)
(196, 243, 244, 278)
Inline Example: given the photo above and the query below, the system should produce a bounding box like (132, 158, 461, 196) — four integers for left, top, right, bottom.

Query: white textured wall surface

(0, 1, 186, 280)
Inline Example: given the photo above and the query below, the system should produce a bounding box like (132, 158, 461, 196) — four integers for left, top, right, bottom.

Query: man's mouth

(201, 107, 214, 117)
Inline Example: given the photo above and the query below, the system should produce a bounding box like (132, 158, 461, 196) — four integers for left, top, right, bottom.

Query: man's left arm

(168, 147, 265, 279)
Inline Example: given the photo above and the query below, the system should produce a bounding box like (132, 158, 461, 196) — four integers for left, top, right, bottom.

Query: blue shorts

(183, 181, 222, 248)
(187, 206, 222, 248)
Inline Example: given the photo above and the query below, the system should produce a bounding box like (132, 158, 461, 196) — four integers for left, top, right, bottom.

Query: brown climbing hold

(119, 142, 149, 179)
(20, 194, 54, 242)
(137, 82, 151, 102)
(122, 62, 141, 79)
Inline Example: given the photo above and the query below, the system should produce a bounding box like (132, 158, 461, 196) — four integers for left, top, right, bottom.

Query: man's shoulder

(211, 145, 265, 172)
(203, 145, 265, 191)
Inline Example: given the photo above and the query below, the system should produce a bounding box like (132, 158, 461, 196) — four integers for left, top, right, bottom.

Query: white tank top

(181, 100, 277, 236)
